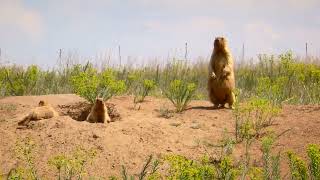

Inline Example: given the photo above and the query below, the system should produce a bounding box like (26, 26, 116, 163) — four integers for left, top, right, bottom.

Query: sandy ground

(0, 94, 319, 178)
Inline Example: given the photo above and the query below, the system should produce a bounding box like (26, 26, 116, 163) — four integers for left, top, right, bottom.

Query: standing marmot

(18, 100, 59, 126)
(86, 98, 111, 123)
(207, 37, 235, 109)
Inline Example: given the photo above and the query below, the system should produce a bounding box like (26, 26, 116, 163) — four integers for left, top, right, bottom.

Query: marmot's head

(38, 100, 47, 106)
(214, 37, 228, 52)
(95, 98, 104, 107)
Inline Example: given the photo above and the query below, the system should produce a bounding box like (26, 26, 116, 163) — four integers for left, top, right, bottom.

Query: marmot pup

(207, 37, 236, 109)
(86, 98, 111, 123)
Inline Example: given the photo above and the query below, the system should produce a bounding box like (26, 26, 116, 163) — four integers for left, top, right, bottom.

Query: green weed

(164, 79, 196, 112)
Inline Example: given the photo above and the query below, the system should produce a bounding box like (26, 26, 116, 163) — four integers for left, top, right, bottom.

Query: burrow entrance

(57, 101, 121, 122)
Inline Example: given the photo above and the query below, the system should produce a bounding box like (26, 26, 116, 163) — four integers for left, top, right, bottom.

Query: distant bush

(0, 65, 40, 96)
(238, 51, 320, 104)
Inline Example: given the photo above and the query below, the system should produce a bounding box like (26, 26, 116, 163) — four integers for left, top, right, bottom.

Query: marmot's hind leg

(208, 90, 220, 109)
(227, 92, 236, 109)
(18, 115, 32, 126)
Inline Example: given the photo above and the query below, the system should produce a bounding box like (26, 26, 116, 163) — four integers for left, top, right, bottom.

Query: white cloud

(0, 0, 44, 39)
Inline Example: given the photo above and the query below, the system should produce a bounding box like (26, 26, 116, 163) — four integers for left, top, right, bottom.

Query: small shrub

(248, 167, 264, 180)
(48, 147, 97, 180)
(217, 129, 236, 159)
(118, 155, 160, 180)
(307, 144, 320, 179)
(164, 79, 196, 112)
(70, 66, 100, 103)
(261, 134, 281, 180)
(7, 168, 26, 180)
(287, 151, 309, 180)
(157, 105, 174, 119)
(215, 156, 239, 180)
(133, 79, 156, 103)
(99, 69, 126, 100)
(2, 65, 40, 96)
(70, 66, 126, 103)
(233, 97, 281, 142)
(165, 155, 215, 180)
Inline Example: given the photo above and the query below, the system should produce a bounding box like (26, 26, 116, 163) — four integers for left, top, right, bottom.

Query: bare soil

(0, 94, 319, 178)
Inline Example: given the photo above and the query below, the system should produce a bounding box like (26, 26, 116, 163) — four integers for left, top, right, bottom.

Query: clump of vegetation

(70, 65, 100, 103)
(0, 103, 17, 112)
(286, 144, 320, 180)
(261, 134, 281, 180)
(1, 65, 40, 96)
(70, 64, 126, 103)
(157, 105, 174, 119)
(215, 129, 236, 159)
(287, 151, 309, 180)
(133, 79, 156, 103)
(233, 97, 281, 142)
(307, 144, 320, 179)
(164, 79, 196, 112)
(8, 137, 40, 180)
(165, 155, 215, 179)
(215, 156, 239, 180)
(48, 147, 97, 180)
(238, 52, 320, 104)
(111, 155, 160, 180)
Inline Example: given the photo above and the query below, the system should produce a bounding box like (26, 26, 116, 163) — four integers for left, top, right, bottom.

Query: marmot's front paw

(211, 72, 216, 79)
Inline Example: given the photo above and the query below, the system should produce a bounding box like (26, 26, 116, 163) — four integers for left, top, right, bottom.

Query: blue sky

(0, 0, 319, 67)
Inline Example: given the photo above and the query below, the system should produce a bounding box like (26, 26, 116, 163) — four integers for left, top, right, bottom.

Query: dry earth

(0, 94, 319, 178)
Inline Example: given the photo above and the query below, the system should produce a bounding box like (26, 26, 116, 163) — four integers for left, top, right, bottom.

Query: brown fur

(38, 100, 47, 106)
(18, 100, 59, 126)
(207, 37, 235, 109)
(86, 98, 111, 123)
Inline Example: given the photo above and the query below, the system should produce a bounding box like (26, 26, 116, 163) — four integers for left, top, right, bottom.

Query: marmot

(18, 100, 59, 126)
(207, 37, 236, 109)
(86, 98, 111, 123)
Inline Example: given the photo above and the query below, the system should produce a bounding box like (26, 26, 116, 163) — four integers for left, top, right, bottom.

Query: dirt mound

(0, 94, 319, 178)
